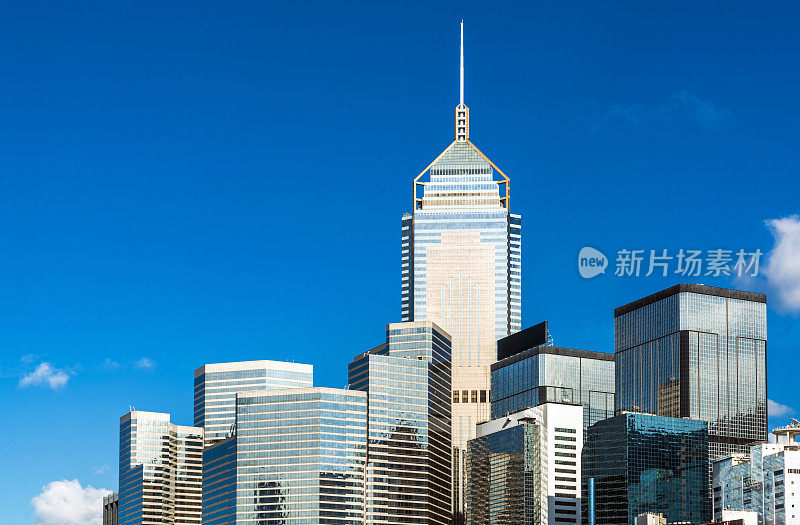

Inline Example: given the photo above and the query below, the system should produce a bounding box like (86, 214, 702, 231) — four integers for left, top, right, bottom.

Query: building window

(453, 391, 459, 403)
(471, 390, 478, 403)
(480, 390, 487, 403)
(462, 390, 469, 403)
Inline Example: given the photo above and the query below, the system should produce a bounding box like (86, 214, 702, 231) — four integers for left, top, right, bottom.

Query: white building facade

(714, 423, 800, 525)
(466, 402, 583, 525)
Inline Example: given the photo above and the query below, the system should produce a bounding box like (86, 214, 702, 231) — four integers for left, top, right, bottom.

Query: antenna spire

(455, 21, 469, 142)
(460, 20, 464, 105)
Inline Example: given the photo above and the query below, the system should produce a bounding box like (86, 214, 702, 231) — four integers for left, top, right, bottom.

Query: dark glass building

(103, 493, 119, 525)
(348, 321, 453, 524)
(491, 328, 615, 431)
(466, 403, 584, 525)
(615, 284, 767, 465)
(582, 412, 710, 525)
(202, 437, 236, 525)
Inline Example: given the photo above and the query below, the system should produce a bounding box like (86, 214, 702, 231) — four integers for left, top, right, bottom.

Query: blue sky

(1, 2, 799, 523)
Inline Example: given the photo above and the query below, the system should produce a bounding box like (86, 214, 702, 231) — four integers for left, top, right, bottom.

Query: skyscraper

(193, 359, 313, 445)
(348, 321, 452, 524)
(615, 284, 768, 465)
(202, 387, 368, 525)
(466, 402, 584, 525)
(118, 411, 204, 525)
(582, 412, 710, 525)
(402, 22, 522, 511)
(491, 323, 615, 431)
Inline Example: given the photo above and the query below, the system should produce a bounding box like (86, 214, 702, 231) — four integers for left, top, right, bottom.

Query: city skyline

(2, 3, 800, 524)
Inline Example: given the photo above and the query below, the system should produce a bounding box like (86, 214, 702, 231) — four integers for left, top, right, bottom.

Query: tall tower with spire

(401, 21, 522, 517)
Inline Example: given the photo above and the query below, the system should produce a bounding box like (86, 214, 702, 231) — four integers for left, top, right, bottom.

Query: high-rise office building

(193, 359, 313, 445)
(118, 411, 204, 525)
(202, 387, 368, 525)
(491, 323, 615, 431)
(466, 402, 584, 525)
(348, 321, 453, 524)
(582, 412, 710, 525)
(103, 492, 119, 525)
(713, 422, 800, 525)
(615, 284, 767, 464)
(202, 437, 236, 525)
(402, 22, 522, 511)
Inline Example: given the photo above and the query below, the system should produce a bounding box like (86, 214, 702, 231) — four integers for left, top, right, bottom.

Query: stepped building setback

(348, 321, 453, 524)
(193, 359, 313, 446)
(118, 411, 204, 525)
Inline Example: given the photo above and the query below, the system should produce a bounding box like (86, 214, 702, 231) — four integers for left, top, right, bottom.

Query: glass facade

(103, 492, 119, 525)
(232, 388, 368, 524)
(615, 284, 768, 466)
(713, 424, 800, 525)
(491, 347, 615, 432)
(118, 411, 204, 525)
(403, 107, 522, 514)
(582, 412, 710, 525)
(468, 422, 538, 524)
(467, 403, 584, 525)
(348, 321, 453, 524)
(194, 360, 313, 445)
(203, 437, 236, 525)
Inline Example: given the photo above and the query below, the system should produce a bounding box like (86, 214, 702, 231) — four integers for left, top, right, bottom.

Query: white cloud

(93, 464, 110, 475)
(768, 399, 794, 418)
(135, 357, 155, 370)
(601, 91, 732, 130)
(671, 91, 732, 128)
(764, 215, 800, 313)
(19, 363, 70, 390)
(100, 358, 120, 370)
(31, 479, 109, 525)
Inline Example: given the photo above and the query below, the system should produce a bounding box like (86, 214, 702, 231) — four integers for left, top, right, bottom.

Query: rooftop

(491, 345, 614, 372)
(614, 283, 766, 317)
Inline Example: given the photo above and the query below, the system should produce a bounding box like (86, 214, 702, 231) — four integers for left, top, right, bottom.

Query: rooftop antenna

(455, 21, 469, 142)
(460, 19, 464, 105)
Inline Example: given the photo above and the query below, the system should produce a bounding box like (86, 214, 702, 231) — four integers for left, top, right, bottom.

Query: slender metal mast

(455, 21, 469, 142)
(460, 20, 464, 105)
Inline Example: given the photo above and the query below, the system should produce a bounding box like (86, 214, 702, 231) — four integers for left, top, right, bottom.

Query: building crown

(412, 21, 509, 212)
